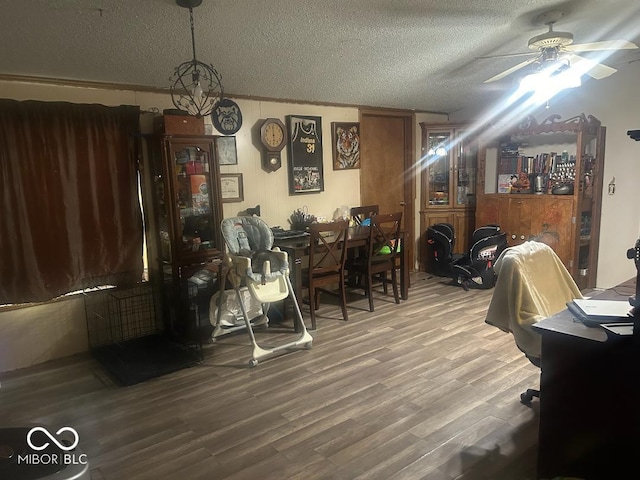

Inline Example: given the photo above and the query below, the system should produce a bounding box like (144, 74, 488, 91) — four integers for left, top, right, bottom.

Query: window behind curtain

(0, 100, 143, 304)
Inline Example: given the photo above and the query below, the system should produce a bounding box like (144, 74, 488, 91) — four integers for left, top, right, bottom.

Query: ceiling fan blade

(477, 52, 536, 60)
(566, 40, 639, 52)
(567, 53, 617, 79)
(484, 57, 538, 83)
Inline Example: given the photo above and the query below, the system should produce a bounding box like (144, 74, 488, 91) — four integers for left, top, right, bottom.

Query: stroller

(210, 216, 312, 367)
(451, 225, 508, 290)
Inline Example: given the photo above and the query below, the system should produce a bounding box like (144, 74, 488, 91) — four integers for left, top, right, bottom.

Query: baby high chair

(211, 216, 312, 367)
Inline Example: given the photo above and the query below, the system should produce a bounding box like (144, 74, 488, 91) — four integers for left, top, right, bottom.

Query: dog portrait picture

(212, 98, 243, 135)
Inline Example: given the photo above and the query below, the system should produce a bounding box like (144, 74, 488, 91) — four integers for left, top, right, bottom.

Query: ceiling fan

(483, 10, 638, 84)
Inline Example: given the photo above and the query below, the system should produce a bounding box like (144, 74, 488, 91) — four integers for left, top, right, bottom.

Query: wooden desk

(273, 227, 409, 307)
(532, 278, 640, 479)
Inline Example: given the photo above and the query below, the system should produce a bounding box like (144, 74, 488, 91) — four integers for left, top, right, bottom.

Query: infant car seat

(451, 225, 507, 290)
(426, 223, 463, 276)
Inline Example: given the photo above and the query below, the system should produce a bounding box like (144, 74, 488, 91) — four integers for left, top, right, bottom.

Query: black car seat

(451, 225, 508, 290)
(426, 223, 463, 277)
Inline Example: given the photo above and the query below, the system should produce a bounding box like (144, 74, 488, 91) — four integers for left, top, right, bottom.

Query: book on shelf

(497, 174, 513, 193)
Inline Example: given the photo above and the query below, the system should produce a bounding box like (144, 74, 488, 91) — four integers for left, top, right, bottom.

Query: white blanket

(485, 241, 583, 359)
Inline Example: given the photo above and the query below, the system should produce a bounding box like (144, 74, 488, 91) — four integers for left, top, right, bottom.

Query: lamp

(427, 146, 447, 156)
(169, 0, 223, 118)
(427, 135, 448, 156)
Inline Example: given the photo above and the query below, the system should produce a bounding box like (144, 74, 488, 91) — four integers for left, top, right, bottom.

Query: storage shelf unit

(145, 128, 224, 345)
(477, 114, 605, 289)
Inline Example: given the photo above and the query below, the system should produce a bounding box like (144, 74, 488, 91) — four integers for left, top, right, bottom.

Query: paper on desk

(571, 298, 633, 318)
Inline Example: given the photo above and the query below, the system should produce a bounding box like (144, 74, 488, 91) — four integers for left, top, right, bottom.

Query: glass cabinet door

(150, 135, 223, 268)
(155, 171, 172, 262)
(173, 144, 216, 255)
(576, 132, 598, 286)
(425, 131, 451, 206)
(455, 131, 477, 207)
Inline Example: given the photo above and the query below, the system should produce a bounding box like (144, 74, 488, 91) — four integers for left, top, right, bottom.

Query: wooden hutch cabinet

(146, 132, 224, 343)
(476, 114, 605, 289)
(419, 124, 477, 270)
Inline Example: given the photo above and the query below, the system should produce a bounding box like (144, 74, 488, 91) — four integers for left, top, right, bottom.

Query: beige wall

(0, 79, 447, 372)
(0, 298, 88, 373)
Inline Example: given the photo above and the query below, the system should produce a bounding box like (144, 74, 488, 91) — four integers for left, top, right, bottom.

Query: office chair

(485, 240, 582, 406)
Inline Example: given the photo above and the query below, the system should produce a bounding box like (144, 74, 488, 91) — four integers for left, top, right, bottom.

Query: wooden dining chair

(348, 212, 403, 312)
(350, 205, 379, 226)
(302, 220, 350, 329)
(347, 205, 379, 288)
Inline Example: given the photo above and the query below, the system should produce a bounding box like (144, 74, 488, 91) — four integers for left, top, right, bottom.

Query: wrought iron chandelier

(169, 0, 223, 118)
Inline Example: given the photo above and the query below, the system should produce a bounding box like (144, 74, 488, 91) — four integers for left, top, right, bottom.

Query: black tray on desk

(272, 229, 309, 240)
(601, 322, 634, 336)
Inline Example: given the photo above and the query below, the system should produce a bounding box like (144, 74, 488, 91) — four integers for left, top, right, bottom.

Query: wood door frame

(359, 108, 415, 275)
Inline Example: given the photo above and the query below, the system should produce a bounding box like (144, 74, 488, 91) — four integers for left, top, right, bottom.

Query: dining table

(272, 225, 409, 311)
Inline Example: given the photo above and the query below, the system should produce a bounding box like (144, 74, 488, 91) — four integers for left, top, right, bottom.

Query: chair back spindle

(350, 205, 379, 226)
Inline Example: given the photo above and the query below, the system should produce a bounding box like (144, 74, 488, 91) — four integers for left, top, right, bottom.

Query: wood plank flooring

(0, 273, 541, 479)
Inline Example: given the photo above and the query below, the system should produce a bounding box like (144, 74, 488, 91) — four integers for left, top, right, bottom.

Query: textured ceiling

(2, 0, 640, 114)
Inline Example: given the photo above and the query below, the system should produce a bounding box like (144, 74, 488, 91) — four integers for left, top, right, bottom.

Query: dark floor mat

(91, 335, 200, 386)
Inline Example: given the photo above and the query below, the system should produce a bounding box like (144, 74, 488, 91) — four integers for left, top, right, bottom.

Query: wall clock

(260, 118, 287, 172)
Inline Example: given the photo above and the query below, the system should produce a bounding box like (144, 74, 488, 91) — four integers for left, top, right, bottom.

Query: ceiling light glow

(517, 60, 582, 102)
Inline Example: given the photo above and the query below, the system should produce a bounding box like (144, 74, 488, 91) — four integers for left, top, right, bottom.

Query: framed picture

(220, 173, 243, 203)
(215, 136, 238, 165)
(286, 115, 324, 194)
(332, 122, 360, 170)
(211, 98, 243, 135)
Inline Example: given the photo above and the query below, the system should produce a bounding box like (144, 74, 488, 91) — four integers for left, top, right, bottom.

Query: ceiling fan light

(558, 70, 582, 88)
(517, 68, 580, 104)
(518, 56, 582, 94)
(548, 62, 581, 88)
(484, 13, 637, 86)
(518, 72, 540, 92)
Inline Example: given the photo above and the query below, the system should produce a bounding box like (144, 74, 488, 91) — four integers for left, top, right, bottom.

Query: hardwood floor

(0, 273, 541, 480)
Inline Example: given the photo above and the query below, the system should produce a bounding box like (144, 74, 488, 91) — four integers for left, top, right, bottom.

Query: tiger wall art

(332, 122, 360, 170)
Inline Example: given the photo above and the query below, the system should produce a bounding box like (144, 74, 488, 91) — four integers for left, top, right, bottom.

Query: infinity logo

(26, 426, 79, 451)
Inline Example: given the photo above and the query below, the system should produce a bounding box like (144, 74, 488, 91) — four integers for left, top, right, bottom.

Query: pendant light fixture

(169, 0, 223, 118)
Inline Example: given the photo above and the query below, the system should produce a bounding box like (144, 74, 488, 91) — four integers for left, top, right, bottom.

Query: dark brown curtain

(0, 100, 142, 304)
